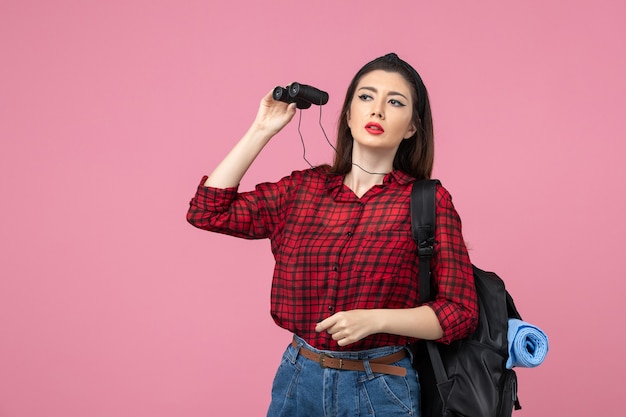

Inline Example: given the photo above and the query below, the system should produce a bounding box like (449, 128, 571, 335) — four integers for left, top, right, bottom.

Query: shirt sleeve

(186, 174, 296, 241)
(186, 176, 265, 240)
(422, 185, 479, 344)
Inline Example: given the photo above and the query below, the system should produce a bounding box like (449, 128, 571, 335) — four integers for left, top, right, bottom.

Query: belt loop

(363, 360, 375, 380)
(288, 336, 304, 364)
(405, 345, 414, 363)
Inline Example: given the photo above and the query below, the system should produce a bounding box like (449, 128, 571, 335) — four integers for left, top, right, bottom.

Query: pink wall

(1, 1, 624, 415)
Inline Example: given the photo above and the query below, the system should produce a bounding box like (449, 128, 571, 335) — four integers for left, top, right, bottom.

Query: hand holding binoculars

(272, 82, 329, 109)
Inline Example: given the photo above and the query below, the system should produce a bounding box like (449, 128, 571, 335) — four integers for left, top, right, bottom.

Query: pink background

(1, 1, 625, 416)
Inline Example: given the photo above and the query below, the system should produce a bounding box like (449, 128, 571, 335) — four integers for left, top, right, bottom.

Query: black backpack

(410, 179, 523, 417)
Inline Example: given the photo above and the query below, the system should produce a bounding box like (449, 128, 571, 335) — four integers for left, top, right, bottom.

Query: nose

(370, 100, 384, 119)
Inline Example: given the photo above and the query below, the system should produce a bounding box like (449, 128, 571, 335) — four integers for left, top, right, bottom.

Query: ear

(346, 109, 351, 128)
(404, 122, 417, 139)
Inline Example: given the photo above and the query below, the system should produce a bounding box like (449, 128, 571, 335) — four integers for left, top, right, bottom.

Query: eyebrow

(358, 86, 409, 101)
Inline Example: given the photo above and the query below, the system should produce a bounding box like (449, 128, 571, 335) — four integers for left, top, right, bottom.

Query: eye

(358, 94, 373, 101)
(389, 99, 406, 107)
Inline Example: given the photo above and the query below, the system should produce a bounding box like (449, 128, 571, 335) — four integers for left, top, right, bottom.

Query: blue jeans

(267, 336, 421, 417)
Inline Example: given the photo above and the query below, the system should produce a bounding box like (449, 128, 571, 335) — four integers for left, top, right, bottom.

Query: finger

(330, 330, 346, 341)
(336, 337, 352, 347)
(315, 315, 338, 333)
(315, 320, 330, 333)
(333, 330, 358, 346)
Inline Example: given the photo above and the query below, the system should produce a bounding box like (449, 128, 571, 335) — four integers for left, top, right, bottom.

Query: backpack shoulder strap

(411, 179, 440, 304)
(410, 179, 448, 385)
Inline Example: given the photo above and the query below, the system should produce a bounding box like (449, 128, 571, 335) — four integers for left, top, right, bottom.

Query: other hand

(315, 309, 380, 347)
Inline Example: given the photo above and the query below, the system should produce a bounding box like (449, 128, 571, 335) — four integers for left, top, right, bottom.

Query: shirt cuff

(191, 176, 239, 212)
(424, 300, 472, 345)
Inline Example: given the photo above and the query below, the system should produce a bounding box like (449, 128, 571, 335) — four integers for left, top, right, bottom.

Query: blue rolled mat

(506, 318, 549, 369)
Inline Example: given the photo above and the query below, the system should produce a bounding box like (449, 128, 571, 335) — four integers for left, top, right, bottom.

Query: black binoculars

(272, 82, 329, 109)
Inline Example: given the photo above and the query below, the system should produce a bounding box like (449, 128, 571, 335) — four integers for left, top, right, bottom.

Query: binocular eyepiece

(272, 82, 329, 109)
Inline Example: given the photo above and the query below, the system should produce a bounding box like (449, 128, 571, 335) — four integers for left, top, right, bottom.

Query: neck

(344, 169, 388, 198)
(349, 144, 395, 176)
(344, 146, 395, 197)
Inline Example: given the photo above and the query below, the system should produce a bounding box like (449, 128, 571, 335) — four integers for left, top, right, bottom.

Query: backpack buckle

(418, 238, 434, 257)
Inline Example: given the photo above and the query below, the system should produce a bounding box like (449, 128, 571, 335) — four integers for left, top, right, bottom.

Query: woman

(187, 53, 478, 416)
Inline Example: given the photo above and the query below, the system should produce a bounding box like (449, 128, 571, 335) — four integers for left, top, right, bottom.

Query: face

(347, 70, 417, 152)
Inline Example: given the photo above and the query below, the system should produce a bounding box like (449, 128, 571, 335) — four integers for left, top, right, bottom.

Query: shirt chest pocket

(353, 231, 417, 277)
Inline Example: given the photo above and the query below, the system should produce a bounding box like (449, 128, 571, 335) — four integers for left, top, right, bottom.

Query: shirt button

(332, 265, 338, 271)
(346, 232, 353, 237)
(328, 305, 334, 312)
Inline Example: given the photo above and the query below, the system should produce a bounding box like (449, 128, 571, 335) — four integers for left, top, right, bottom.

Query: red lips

(365, 122, 384, 135)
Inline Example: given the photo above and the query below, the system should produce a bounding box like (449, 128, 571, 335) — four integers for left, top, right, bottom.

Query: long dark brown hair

(329, 53, 434, 180)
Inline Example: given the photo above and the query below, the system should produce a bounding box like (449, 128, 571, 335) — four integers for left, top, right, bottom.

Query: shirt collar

(384, 170, 414, 185)
(324, 169, 415, 194)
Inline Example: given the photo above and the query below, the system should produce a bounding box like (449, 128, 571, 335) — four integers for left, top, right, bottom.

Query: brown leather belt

(292, 340, 407, 377)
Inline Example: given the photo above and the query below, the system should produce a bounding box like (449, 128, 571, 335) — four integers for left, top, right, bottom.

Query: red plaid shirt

(187, 167, 478, 351)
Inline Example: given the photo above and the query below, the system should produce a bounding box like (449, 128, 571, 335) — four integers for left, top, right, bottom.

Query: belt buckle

(318, 354, 343, 369)
(319, 353, 329, 368)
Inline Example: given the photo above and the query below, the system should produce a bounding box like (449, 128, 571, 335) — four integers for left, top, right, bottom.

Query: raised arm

(204, 89, 297, 188)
